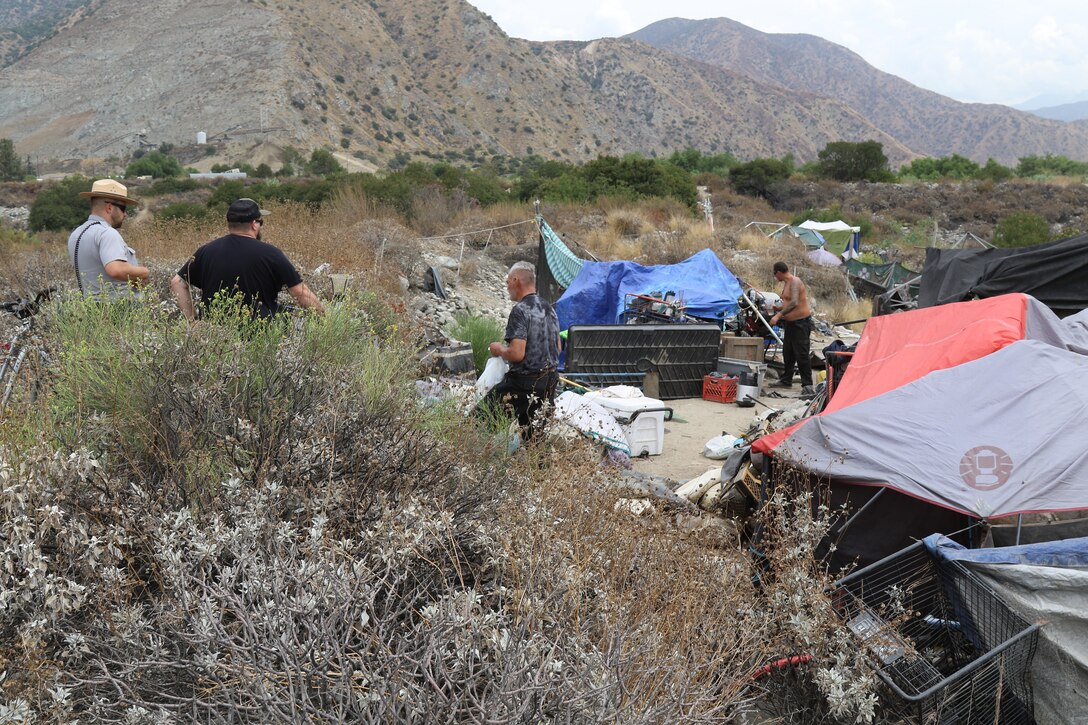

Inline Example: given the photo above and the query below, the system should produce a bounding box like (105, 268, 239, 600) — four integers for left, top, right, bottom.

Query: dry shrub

(348, 217, 421, 289)
(630, 196, 693, 228)
(498, 451, 774, 721)
(827, 295, 874, 328)
(0, 231, 70, 300)
(640, 216, 715, 265)
(723, 235, 807, 292)
(532, 200, 605, 232)
(800, 263, 854, 317)
(0, 294, 870, 723)
(324, 182, 398, 228)
(605, 207, 652, 238)
(457, 252, 481, 283)
(450, 201, 537, 247)
(736, 229, 776, 252)
(585, 225, 643, 261)
(748, 465, 881, 723)
(409, 185, 479, 237)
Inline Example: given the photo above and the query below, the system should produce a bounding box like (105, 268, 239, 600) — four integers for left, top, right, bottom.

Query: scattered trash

(704, 433, 744, 460)
(475, 356, 508, 395)
(675, 467, 722, 503)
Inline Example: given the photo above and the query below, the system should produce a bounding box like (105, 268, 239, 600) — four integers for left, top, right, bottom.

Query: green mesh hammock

(540, 218, 585, 289)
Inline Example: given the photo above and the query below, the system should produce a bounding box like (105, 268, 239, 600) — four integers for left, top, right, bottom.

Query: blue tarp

(555, 249, 743, 330)
(924, 533, 1088, 568)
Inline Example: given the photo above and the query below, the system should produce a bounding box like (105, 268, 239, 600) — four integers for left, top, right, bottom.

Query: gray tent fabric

(777, 339, 1088, 518)
(1062, 306, 1088, 354)
(927, 534, 1088, 723)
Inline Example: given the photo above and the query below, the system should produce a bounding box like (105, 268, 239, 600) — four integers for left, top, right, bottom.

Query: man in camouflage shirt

(480, 261, 560, 439)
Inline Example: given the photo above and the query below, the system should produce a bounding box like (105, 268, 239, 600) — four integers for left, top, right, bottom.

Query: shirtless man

(769, 261, 814, 395)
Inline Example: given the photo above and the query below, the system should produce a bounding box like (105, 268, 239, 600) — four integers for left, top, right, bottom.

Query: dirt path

(628, 389, 803, 483)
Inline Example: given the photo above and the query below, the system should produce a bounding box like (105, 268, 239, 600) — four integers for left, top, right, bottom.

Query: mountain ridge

(1, 1, 1086, 168)
(628, 17, 1088, 165)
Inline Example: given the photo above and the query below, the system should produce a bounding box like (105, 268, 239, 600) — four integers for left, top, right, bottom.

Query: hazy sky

(469, 1, 1088, 107)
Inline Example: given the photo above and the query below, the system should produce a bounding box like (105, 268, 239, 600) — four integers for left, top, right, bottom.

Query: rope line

(413, 219, 535, 242)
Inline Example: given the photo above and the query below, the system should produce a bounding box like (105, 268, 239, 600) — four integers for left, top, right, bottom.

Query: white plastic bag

(703, 434, 743, 460)
(475, 356, 509, 394)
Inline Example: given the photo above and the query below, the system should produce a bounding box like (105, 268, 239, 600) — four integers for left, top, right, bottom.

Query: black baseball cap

(226, 198, 270, 223)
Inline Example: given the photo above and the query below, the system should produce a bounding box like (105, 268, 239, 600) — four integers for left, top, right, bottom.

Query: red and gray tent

(753, 293, 1088, 566)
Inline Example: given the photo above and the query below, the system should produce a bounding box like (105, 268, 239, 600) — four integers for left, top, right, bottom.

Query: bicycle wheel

(0, 344, 48, 414)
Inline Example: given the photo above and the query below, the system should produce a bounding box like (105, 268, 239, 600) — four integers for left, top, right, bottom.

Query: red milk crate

(702, 374, 738, 403)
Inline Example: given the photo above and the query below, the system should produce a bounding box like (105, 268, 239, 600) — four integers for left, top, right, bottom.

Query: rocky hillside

(0, 0, 910, 167)
(0, 0, 98, 66)
(2, 0, 1088, 168)
(628, 17, 1088, 166)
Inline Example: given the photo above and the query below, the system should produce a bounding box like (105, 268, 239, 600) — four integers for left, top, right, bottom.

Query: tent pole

(833, 488, 887, 538)
(1015, 514, 1023, 546)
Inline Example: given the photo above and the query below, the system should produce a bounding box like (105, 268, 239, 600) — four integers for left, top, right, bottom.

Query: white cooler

(583, 389, 673, 456)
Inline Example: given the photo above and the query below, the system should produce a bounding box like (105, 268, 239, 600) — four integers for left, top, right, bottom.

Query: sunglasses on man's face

(111, 202, 127, 214)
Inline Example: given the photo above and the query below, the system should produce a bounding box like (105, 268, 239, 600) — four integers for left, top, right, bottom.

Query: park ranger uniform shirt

(67, 214, 142, 299)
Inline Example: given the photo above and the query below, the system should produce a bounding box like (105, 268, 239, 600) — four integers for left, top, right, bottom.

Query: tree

(1015, 154, 1088, 178)
(666, 147, 738, 177)
(728, 158, 791, 199)
(280, 145, 305, 169)
(978, 158, 1013, 182)
(124, 150, 182, 178)
(899, 154, 980, 181)
(306, 148, 343, 176)
(0, 138, 27, 181)
(29, 175, 92, 231)
(816, 140, 893, 182)
(992, 212, 1051, 248)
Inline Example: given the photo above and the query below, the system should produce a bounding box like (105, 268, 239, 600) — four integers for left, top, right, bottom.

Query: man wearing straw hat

(68, 179, 149, 298)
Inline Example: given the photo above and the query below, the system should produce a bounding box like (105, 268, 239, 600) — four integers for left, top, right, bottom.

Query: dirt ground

(628, 387, 808, 484)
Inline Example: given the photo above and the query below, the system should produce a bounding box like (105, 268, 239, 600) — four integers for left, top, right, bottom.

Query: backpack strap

(72, 220, 102, 296)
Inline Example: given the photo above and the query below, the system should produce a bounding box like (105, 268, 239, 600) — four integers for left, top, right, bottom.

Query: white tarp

(553, 391, 630, 455)
(798, 219, 861, 233)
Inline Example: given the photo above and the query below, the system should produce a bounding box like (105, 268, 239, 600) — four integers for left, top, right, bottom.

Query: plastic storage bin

(583, 390, 673, 456)
(717, 356, 768, 395)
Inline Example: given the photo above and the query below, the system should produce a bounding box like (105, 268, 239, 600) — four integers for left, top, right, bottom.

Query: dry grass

(736, 229, 777, 252)
(501, 449, 775, 717)
(0, 232, 72, 300)
(585, 225, 644, 261)
(606, 207, 652, 238)
(124, 199, 422, 290)
(0, 194, 892, 721)
(828, 296, 873, 327)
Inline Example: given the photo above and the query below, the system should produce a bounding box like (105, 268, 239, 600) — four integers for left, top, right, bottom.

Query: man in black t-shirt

(479, 261, 560, 439)
(170, 199, 324, 320)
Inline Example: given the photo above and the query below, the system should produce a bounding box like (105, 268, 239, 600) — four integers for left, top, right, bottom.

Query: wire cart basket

(830, 541, 1040, 724)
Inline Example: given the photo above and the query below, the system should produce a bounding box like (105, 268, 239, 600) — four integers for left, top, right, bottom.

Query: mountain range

(1, 0, 1087, 169)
